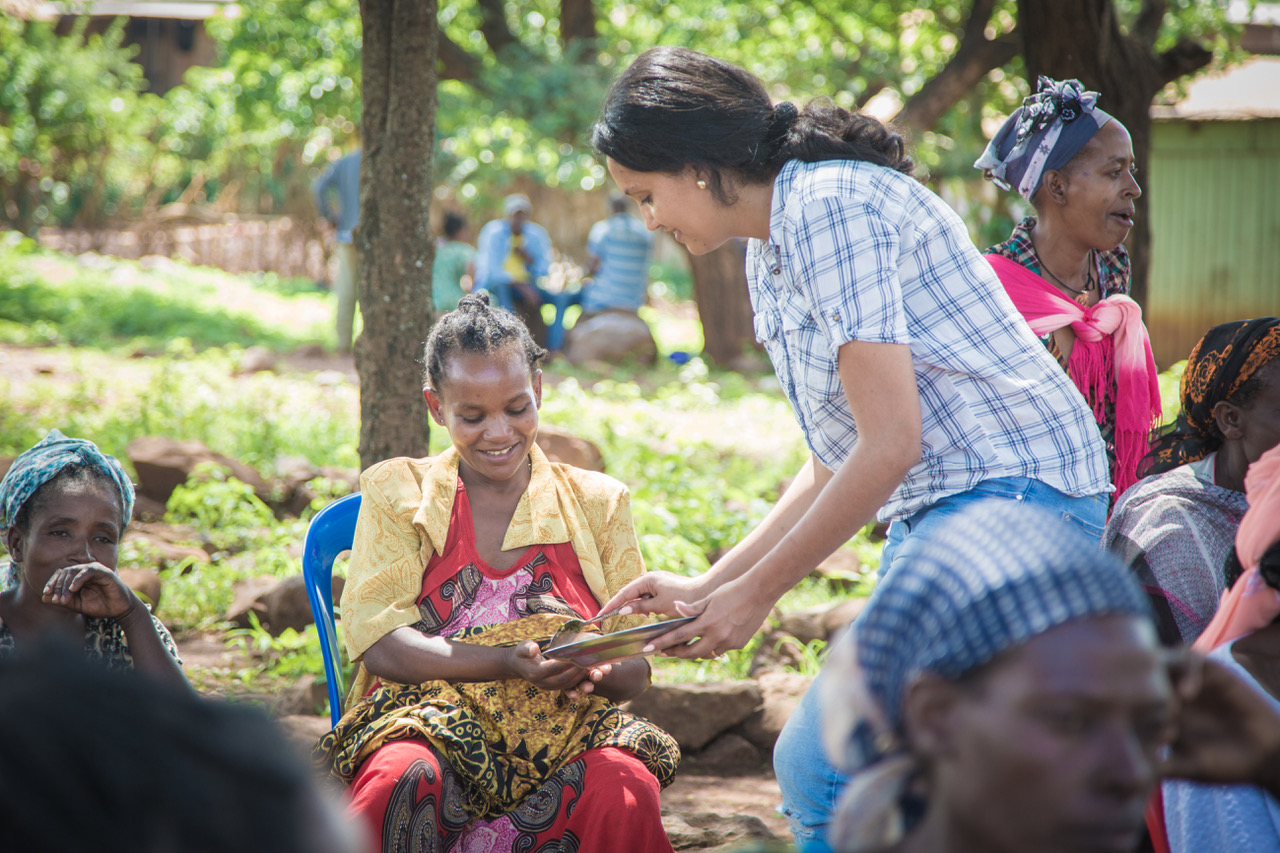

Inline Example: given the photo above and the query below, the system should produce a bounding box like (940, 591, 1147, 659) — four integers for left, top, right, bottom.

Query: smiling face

(424, 345, 541, 488)
(5, 477, 123, 596)
(924, 615, 1171, 853)
(606, 158, 738, 255)
(1047, 121, 1142, 251)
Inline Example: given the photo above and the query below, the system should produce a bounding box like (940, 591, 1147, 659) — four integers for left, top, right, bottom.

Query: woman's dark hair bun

(592, 47, 914, 203)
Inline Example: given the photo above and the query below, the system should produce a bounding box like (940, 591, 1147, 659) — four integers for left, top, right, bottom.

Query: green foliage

(165, 464, 278, 550)
(1158, 360, 1186, 425)
(228, 614, 349, 691)
(0, 237, 331, 352)
(0, 17, 160, 231)
(0, 0, 1244, 226)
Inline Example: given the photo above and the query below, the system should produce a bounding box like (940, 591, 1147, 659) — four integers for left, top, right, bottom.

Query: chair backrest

(301, 492, 362, 726)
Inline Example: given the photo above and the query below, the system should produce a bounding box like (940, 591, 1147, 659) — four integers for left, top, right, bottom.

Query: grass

(0, 233, 333, 353)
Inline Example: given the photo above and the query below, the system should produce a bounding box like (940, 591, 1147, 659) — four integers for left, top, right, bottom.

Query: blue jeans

(772, 477, 1108, 852)
(483, 282, 579, 351)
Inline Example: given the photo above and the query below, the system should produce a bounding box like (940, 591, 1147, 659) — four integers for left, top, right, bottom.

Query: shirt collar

(767, 160, 801, 248)
(416, 443, 570, 555)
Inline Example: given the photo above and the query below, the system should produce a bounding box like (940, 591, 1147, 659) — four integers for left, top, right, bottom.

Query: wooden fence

(38, 216, 332, 282)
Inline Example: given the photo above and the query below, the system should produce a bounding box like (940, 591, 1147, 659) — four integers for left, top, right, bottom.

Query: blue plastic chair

(301, 492, 362, 726)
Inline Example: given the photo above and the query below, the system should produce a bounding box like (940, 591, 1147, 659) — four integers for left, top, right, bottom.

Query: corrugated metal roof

(50, 0, 236, 19)
(1152, 56, 1280, 120)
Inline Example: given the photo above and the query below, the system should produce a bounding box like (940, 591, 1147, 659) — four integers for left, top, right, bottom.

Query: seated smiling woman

(316, 293, 677, 853)
(0, 429, 186, 686)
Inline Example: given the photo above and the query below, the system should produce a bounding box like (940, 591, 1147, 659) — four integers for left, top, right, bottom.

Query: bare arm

(363, 625, 648, 700)
(630, 340, 922, 658)
(594, 455, 832, 619)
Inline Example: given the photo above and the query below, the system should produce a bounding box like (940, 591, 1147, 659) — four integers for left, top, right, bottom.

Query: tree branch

(1133, 0, 1167, 49)
(892, 30, 1019, 132)
(437, 32, 481, 82)
(1156, 37, 1214, 87)
(476, 0, 517, 55)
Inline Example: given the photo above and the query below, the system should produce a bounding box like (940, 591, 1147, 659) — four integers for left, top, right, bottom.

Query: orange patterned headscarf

(1144, 317, 1280, 477)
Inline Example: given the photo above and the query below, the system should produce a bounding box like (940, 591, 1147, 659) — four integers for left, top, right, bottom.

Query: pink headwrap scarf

(1193, 443, 1280, 653)
(987, 253, 1161, 498)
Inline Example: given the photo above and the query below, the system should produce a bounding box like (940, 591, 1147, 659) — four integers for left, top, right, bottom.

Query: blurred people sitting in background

(0, 429, 186, 688)
(474, 193, 568, 348)
(1106, 317, 1280, 644)
(582, 194, 656, 316)
(432, 211, 475, 315)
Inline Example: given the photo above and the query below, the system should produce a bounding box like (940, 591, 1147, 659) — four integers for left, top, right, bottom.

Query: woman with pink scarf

(977, 77, 1160, 501)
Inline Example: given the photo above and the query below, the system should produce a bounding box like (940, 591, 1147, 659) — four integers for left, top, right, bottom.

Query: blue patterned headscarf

(974, 76, 1114, 202)
(0, 429, 135, 538)
(820, 500, 1150, 851)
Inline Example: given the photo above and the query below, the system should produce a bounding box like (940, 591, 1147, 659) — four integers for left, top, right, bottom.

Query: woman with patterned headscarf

(0, 429, 186, 685)
(1105, 317, 1280, 645)
(978, 77, 1161, 501)
(818, 498, 1280, 853)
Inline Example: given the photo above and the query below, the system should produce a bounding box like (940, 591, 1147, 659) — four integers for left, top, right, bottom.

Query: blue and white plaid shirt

(748, 159, 1110, 522)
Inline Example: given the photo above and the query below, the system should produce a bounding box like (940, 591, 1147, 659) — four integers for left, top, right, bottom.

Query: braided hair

(592, 46, 913, 205)
(421, 292, 546, 391)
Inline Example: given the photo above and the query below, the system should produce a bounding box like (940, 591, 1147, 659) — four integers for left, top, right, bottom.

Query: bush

(0, 17, 159, 230)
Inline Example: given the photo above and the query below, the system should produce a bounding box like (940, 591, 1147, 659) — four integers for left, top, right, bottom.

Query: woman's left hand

(42, 563, 139, 621)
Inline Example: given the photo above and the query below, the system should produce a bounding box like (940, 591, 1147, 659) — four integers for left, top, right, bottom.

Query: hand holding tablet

(542, 616, 699, 667)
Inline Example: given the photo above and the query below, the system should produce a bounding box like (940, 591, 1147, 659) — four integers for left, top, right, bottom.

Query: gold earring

(697, 180, 707, 190)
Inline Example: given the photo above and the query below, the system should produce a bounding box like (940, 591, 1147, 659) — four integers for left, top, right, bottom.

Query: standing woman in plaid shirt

(592, 47, 1112, 852)
(978, 77, 1161, 502)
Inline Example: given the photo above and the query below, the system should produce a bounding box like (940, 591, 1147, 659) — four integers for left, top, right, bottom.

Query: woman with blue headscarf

(0, 430, 186, 686)
(818, 500, 1280, 853)
(978, 77, 1161, 502)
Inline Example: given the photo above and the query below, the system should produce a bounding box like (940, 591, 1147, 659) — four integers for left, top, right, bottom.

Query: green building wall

(1147, 117, 1280, 368)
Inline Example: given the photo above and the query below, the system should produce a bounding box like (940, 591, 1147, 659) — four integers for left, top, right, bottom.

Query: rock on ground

(564, 310, 658, 366)
(128, 436, 272, 505)
(535, 423, 605, 472)
(624, 681, 762, 752)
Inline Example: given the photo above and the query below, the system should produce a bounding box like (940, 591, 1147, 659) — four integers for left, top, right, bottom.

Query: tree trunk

(686, 241, 760, 367)
(356, 0, 438, 471)
(1017, 0, 1211, 307)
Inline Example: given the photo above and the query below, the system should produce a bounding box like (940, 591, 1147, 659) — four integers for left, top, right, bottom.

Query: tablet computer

(542, 615, 698, 667)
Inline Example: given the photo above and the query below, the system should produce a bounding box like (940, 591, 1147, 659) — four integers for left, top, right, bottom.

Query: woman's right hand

(504, 640, 602, 695)
(593, 571, 709, 622)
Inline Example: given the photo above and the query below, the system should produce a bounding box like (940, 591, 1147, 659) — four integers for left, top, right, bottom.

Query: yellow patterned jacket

(340, 443, 648, 707)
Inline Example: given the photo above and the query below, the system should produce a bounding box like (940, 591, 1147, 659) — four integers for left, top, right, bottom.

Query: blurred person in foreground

(1161, 443, 1280, 852)
(820, 500, 1280, 853)
(0, 639, 366, 853)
